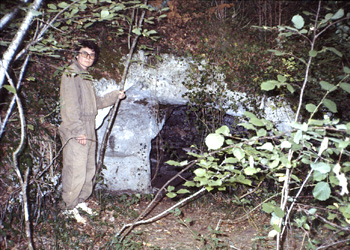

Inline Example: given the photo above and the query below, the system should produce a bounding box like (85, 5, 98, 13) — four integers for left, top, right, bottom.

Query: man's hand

(118, 90, 125, 100)
(76, 134, 87, 145)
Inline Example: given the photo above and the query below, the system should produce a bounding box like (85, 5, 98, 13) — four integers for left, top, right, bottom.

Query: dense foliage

(167, 2, 350, 249)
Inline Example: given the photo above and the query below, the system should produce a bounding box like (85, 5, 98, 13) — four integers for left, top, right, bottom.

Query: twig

(316, 239, 350, 250)
(117, 158, 200, 241)
(229, 245, 242, 250)
(0, 54, 30, 139)
(299, 232, 307, 250)
(300, 207, 350, 231)
(116, 187, 206, 239)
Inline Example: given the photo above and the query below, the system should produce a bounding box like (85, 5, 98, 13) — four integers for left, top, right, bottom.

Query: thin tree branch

(316, 239, 350, 250)
(277, 2, 321, 249)
(116, 187, 206, 240)
(0, 0, 43, 89)
(96, 3, 147, 174)
(0, 55, 30, 140)
(6, 70, 34, 250)
(14, 0, 80, 61)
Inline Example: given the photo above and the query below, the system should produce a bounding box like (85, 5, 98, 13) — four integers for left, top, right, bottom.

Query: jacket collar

(72, 58, 87, 72)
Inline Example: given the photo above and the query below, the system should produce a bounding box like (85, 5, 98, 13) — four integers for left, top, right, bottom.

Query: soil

(49, 193, 278, 250)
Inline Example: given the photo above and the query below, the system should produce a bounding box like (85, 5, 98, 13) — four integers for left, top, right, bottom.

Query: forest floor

(27, 191, 301, 250)
(4, 189, 349, 250)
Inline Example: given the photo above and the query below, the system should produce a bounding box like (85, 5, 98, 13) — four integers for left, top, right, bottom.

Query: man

(59, 40, 124, 220)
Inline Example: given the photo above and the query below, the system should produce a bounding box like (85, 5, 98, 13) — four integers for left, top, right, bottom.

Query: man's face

(76, 47, 95, 70)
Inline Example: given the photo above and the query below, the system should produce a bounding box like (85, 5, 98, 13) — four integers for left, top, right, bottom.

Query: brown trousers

(60, 120, 96, 209)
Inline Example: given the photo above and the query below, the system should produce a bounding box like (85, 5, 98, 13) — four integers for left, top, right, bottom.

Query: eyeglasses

(79, 51, 95, 60)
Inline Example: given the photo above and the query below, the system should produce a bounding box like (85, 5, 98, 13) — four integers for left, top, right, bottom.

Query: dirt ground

(37, 193, 289, 250)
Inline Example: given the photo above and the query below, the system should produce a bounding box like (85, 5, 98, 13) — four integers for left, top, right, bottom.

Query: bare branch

(0, 55, 30, 139)
(0, 0, 44, 89)
(96, 5, 147, 174)
(6, 69, 34, 250)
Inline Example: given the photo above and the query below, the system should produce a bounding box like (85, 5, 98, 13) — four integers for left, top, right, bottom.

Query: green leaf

(27, 77, 36, 81)
(339, 82, 350, 93)
(132, 27, 142, 35)
(31, 10, 42, 16)
(309, 50, 318, 57)
(327, 213, 337, 220)
(167, 185, 175, 192)
(344, 66, 350, 74)
(313, 182, 331, 201)
(244, 166, 259, 175)
(292, 14, 304, 29)
(313, 171, 327, 181)
(338, 140, 350, 149)
(332, 9, 344, 20)
(101, 9, 110, 18)
(147, 30, 157, 35)
(311, 162, 331, 174)
(239, 123, 256, 130)
(166, 192, 177, 198)
(274, 207, 285, 218)
(257, 128, 267, 137)
(306, 103, 317, 113)
(58, 2, 69, 8)
(224, 157, 238, 164)
(177, 189, 190, 194)
(166, 160, 188, 167)
(208, 179, 222, 186)
(325, 47, 343, 57)
(281, 140, 291, 149)
(261, 80, 278, 91)
(194, 168, 206, 177)
(268, 49, 286, 56)
(323, 99, 337, 113)
(291, 174, 301, 182)
(205, 133, 224, 150)
(308, 119, 324, 126)
(272, 223, 281, 233)
(319, 81, 336, 92)
(277, 75, 287, 83)
(235, 175, 252, 186)
(114, 3, 126, 11)
(303, 223, 310, 230)
(250, 117, 264, 127)
(244, 111, 257, 120)
(269, 159, 280, 169)
(262, 202, 275, 213)
(258, 142, 274, 151)
(27, 124, 34, 130)
(183, 181, 196, 187)
(318, 137, 329, 156)
(3, 84, 16, 94)
(233, 148, 245, 161)
(294, 130, 303, 144)
(286, 84, 295, 93)
(47, 3, 57, 9)
(158, 14, 168, 19)
(215, 125, 230, 136)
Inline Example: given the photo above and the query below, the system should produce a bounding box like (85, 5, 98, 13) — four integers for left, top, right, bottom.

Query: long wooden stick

(96, 5, 147, 175)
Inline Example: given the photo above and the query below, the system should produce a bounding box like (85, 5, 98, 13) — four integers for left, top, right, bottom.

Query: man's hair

(75, 40, 100, 64)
